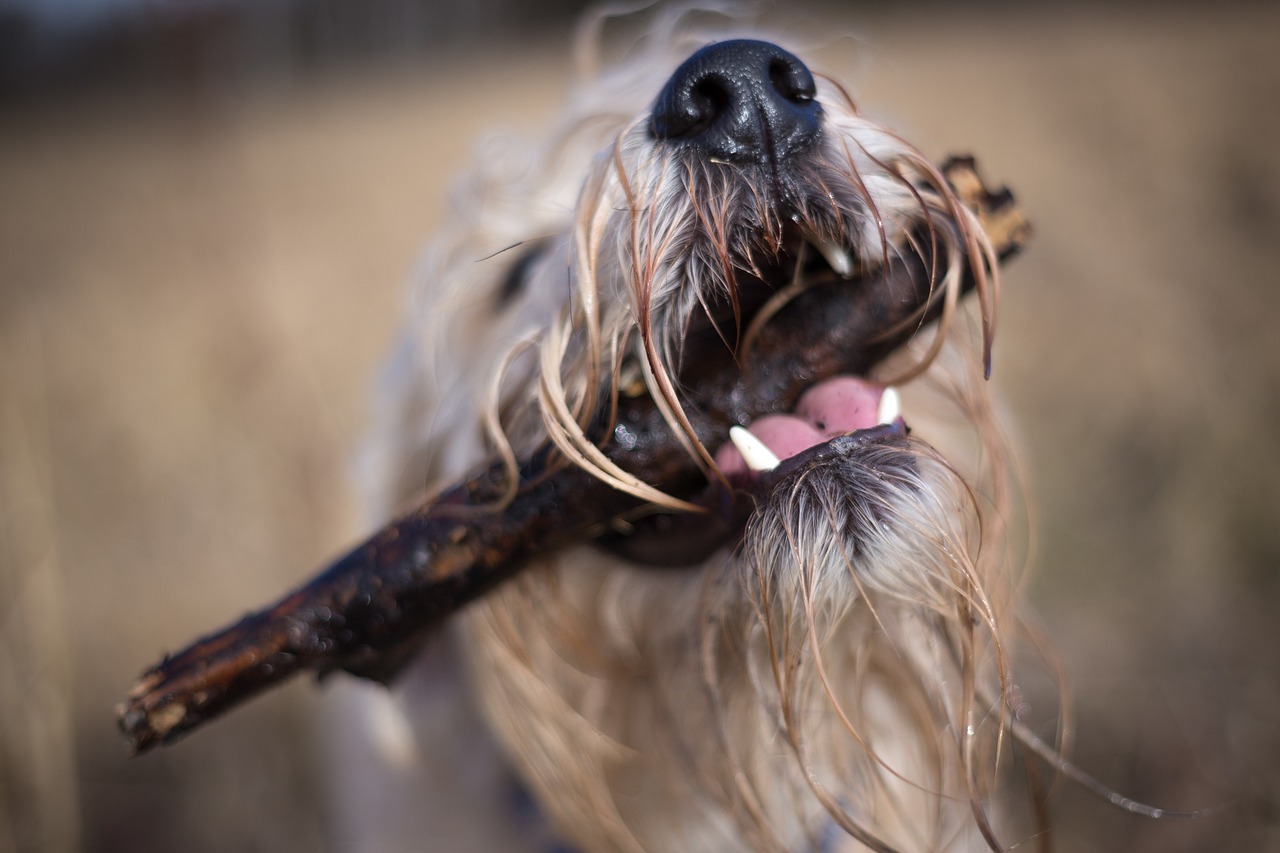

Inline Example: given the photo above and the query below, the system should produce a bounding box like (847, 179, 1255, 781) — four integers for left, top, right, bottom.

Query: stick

(118, 158, 1028, 753)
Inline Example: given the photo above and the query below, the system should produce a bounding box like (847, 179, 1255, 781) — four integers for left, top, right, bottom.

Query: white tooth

(730, 425, 781, 472)
(814, 239, 853, 278)
(877, 387, 901, 425)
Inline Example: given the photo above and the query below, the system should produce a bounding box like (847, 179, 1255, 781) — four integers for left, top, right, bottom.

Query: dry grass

(1, 6, 1277, 851)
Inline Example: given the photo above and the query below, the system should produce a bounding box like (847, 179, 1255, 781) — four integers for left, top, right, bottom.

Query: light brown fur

(359, 8, 1032, 852)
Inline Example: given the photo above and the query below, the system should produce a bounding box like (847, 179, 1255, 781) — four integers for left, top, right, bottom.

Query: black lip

(733, 418, 908, 493)
(680, 226, 847, 363)
(597, 418, 908, 568)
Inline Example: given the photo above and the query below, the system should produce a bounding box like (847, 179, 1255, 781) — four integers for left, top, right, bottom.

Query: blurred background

(1, 1, 1277, 851)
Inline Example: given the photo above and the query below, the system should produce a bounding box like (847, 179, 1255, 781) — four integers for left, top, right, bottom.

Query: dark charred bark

(118, 158, 1028, 754)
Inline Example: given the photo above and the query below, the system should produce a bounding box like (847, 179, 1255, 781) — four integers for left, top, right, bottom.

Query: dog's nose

(651, 40, 822, 165)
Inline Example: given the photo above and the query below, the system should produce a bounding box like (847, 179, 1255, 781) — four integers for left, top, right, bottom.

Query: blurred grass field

(2, 4, 1278, 851)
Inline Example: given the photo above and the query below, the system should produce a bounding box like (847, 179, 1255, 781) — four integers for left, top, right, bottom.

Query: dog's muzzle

(591, 41, 912, 567)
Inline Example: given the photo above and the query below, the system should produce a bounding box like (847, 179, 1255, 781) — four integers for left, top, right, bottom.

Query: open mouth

(717, 379, 905, 479)
(595, 153, 1033, 564)
(702, 224, 909, 484)
(601, 222, 915, 566)
(602, 374, 908, 567)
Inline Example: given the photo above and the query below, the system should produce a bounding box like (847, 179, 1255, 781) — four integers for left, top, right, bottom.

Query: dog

(322, 10, 1047, 853)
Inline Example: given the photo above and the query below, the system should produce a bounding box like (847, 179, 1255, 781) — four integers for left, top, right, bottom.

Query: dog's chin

(455, 152, 1012, 848)
(462, 420, 993, 852)
(468, 240, 1000, 852)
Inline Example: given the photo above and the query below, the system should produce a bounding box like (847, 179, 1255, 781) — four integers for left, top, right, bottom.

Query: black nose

(650, 40, 822, 165)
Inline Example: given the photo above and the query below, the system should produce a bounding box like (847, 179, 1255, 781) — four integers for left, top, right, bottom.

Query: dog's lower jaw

(459, 423, 1004, 853)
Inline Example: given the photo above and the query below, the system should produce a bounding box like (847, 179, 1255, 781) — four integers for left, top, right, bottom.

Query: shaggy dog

(114, 9, 1202, 848)
(344, 12, 1029, 853)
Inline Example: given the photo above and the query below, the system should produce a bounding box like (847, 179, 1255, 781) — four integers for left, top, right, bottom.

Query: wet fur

(359, 10, 1028, 853)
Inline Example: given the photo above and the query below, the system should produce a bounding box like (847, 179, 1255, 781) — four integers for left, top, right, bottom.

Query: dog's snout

(651, 39, 822, 164)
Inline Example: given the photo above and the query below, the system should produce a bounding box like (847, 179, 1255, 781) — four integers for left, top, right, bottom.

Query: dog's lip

(643, 380, 908, 565)
(686, 224, 857, 343)
(734, 418, 908, 491)
(715, 377, 894, 476)
(804, 231, 855, 278)
(714, 378, 907, 499)
(770, 227, 859, 287)
(601, 415, 909, 569)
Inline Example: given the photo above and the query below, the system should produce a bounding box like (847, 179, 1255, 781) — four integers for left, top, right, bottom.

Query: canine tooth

(729, 425, 781, 472)
(814, 239, 853, 278)
(877, 387, 901, 425)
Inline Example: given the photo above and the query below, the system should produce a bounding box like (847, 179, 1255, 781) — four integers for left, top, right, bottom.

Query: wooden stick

(118, 158, 1028, 754)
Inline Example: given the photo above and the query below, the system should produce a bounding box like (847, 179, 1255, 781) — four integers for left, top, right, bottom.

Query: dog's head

(370, 31, 1001, 512)
(358, 22, 1032, 853)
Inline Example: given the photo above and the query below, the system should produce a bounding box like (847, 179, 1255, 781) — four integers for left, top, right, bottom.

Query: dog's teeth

(814, 239, 853, 278)
(877, 387, 901, 425)
(730, 426, 781, 472)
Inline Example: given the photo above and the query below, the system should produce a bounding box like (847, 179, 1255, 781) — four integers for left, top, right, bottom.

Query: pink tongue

(715, 376, 884, 475)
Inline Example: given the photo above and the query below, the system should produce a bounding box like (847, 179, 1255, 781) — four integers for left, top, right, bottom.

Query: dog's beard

(462, 421, 1011, 853)
(362, 34, 1018, 853)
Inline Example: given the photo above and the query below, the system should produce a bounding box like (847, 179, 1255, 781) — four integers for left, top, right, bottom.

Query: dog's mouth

(714, 378, 905, 482)
(707, 222, 905, 483)
(598, 150, 1033, 566)
(600, 218, 915, 566)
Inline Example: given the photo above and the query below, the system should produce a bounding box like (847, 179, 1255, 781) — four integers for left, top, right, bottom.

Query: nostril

(687, 77, 731, 135)
(769, 57, 816, 105)
(651, 72, 732, 141)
